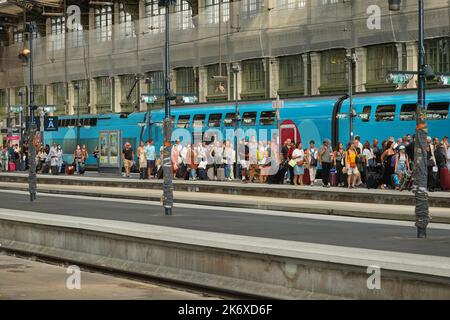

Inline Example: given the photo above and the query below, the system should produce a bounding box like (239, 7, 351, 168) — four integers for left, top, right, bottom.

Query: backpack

(309, 149, 318, 167)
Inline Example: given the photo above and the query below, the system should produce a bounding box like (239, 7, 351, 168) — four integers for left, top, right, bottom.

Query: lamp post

(388, 0, 429, 238)
(74, 83, 80, 147)
(18, 22, 38, 201)
(18, 89, 25, 147)
(345, 52, 357, 144)
(160, 0, 176, 216)
(230, 65, 240, 180)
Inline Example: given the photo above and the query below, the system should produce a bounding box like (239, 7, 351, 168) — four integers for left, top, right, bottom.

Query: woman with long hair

(292, 142, 305, 186)
(333, 142, 345, 187)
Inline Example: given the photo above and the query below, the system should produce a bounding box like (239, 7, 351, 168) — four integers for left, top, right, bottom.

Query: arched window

(175, 0, 194, 30)
(145, 0, 166, 34)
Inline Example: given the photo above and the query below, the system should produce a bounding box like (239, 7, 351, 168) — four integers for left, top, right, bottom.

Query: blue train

(44, 88, 450, 170)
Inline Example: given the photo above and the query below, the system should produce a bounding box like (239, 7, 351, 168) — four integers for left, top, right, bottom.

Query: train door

(99, 130, 121, 173)
(279, 119, 301, 144)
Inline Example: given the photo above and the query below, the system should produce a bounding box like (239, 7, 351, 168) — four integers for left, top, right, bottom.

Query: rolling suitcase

(207, 167, 215, 180)
(42, 163, 50, 174)
(329, 168, 337, 187)
(366, 172, 382, 189)
(8, 162, 15, 172)
(440, 167, 450, 190)
(216, 167, 225, 181)
(65, 165, 75, 175)
(268, 167, 287, 184)
(51, 166, 59, 175)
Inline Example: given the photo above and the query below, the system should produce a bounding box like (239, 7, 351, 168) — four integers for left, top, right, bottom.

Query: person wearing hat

(394, 144, 410, 184)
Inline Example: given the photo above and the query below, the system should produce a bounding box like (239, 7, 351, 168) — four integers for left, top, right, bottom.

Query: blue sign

(44, 116, 59, 132)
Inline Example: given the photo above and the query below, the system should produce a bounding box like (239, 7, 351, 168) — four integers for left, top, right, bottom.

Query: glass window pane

(400, 104, 416, 121)
(375, 105, 396, 122)
(242, 112, 257, 126)
(427, 102, 449, 120)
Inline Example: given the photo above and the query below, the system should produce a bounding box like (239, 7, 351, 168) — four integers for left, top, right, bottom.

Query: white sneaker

(242, 177, 246, 181)
(228, 177, 232, 181)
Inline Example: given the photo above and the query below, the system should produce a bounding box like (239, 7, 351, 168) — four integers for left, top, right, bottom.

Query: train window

(193, 114, 206, 128)
(224, 113, 237, 127)
(208, 113, 222, 127)
(260, 111, 276, 126)
(361, 106, 371, 122)
(427, 102, 449, 120)
(177, 115, 190, 128)
(375, 105, 395, 121)
(242, 112, 257, 126)
(400, 104, 416, 121)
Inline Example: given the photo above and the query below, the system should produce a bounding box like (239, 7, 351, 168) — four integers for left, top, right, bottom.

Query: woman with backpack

(308, 140, 318, 186)
(394, 145, 410, 184)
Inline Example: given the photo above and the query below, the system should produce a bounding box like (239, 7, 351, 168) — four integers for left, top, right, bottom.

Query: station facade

(0, 0, 449, 135)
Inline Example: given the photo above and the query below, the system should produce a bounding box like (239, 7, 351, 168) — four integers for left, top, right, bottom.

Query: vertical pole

(64, 0, 69, 115)
(76, 86, 80, 146)
(28, 23, 37, 202)
(348, 54, 353, 144)
(414, 0, 429, 237)
(162, 1, 173, 216)
(234, 69, 239, 179)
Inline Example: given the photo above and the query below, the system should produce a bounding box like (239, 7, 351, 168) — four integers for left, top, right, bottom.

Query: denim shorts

(147, 160, 155, 168)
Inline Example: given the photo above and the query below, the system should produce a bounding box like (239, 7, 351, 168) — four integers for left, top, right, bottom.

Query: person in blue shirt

(145, 139, 156, 179)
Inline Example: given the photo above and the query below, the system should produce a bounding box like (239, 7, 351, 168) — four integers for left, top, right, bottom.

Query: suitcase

(440, 167, 450, 190)
(366, 172, 382, 189)
(303, 168, 311, 185)
(400, 172, 414, 191)
(176, 164, 188, 179)
(207, 167, 215, 180)
(216, 167, 225, 181)
(8, 162, 15, 172)
(268, 167, 287, 184)
(65, 165, 75, 175)
(329, 169, 337, 187)
(51, 165, 59, 175)
(42, 163, 50, 174)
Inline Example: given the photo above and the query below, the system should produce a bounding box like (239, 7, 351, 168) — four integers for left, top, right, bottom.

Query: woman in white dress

(292, 142, 305, 186)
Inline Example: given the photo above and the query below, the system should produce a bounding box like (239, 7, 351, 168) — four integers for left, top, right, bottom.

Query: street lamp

(230, 64, 240, 180)
(18, 22, 38, 202)
(345, 52, 357, 143)
(74, 83, 81, 147)
(388, 0, 429, 238)
(160, 0, 176, 216)
(18, 88, 25, 147)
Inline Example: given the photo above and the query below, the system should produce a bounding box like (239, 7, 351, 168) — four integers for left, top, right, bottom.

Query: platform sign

(44, 116, 58, 132)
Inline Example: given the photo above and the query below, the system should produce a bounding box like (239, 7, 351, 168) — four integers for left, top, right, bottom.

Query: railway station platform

(1, 172, 449, 223)
(0, 190, 449, 299)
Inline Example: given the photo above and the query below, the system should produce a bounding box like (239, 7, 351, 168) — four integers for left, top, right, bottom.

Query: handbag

(288, 159, 297, 167)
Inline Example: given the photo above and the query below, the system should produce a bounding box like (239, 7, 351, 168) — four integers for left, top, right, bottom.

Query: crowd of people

(2, 133, 450, 192)
(123, 134, 450, 192)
